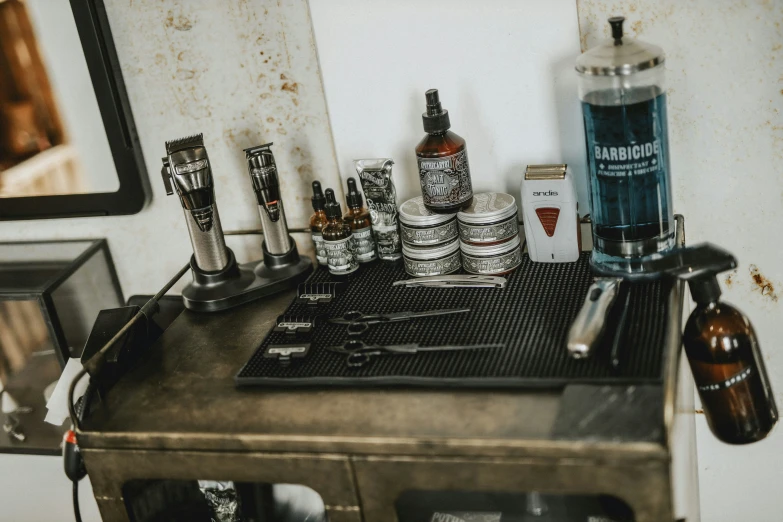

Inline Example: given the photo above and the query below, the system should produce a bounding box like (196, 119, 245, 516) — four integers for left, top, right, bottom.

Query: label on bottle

(697, 366, 753, 392)
(418, 148, 473, 208)
(312, 231, 328, 266)
(351, 226, 377, 263)
(581, 92, 673, 252)
(325, 237, 358, 275)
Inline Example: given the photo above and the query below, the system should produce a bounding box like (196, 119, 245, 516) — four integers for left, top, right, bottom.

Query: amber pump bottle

(322, 189, 358, 276)
(652, 243, 778, 444)
(415, 89, 473, 213)
(309, 181, 328, 266)
(343, 178, 377, 263)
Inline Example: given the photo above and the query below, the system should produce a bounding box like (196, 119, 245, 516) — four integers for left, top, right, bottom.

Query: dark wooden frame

(0, 0, 150, 220)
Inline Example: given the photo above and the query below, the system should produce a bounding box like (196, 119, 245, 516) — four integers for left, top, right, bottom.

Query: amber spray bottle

(343, 178, 377, 263)
(415, 89, 473, 213)
(309, 181, 328, 267)
(322, 188, 358, 276)
(662, 244, 777, 444)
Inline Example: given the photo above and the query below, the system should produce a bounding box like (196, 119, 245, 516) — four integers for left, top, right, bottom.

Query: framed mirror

(0, 0, 149, 219)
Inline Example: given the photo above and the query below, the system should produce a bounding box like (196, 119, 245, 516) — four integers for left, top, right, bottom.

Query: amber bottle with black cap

(309, 181, 328, 266)
(657, 244, 778, 444)
(322, 188, 358, 276)
(343, 178, 377, 263)
(415, 89, 473, 213)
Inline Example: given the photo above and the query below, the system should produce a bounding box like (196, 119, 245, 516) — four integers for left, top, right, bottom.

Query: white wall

(309, 0, 589, 211)
(25, 0, 117, 193)
(578, 2, 783, 521)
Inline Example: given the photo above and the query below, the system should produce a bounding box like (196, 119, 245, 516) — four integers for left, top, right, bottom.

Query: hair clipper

(244, 143, 294, 256)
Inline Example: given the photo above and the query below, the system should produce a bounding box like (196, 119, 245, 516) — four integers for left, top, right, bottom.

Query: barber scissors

(329, 308, 470, 336)
(326, 340, 504, 368)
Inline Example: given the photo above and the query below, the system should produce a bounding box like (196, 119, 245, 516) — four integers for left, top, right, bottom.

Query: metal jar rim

(460, 234, 521, 257)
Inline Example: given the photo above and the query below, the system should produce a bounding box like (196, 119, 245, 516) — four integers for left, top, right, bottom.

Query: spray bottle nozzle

(642, 243, 738, 305)
(422, 89, 451, 133)
(425, 89, 442, 116)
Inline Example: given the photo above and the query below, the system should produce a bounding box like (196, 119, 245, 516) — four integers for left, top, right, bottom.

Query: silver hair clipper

(244, 143, 294, 256)
(162, 134, 229, 272)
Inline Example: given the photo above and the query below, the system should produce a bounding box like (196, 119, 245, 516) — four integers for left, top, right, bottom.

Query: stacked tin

(399, 196, 461, 277)
(457, 192, 522, 275)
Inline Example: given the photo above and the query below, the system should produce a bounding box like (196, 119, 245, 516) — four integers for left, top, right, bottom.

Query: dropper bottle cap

(324, 188, 342, 219)
(345, 178, 363, 209)
(312, 181, 326, 211)
(422, 89, 451, 133)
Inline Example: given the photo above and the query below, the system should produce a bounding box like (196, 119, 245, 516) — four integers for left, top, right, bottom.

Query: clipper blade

(165, 133, 204, 154)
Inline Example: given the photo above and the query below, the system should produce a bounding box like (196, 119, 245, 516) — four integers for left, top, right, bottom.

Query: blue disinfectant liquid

(581, 87, 674, 274)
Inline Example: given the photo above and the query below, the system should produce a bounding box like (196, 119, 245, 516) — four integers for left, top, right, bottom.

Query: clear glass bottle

(576, 16, 674, 277)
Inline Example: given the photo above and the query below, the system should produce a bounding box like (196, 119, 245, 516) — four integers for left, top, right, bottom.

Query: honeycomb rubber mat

(236, 253, 672, 389)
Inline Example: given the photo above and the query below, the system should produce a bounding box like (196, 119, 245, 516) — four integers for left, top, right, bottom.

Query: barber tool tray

(236, 253, 671, 388)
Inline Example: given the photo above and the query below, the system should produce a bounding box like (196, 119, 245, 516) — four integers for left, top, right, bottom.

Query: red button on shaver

(535, 208, 560, 237)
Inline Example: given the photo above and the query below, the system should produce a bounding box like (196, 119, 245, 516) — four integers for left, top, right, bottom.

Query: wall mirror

(0, 0, 149, 219)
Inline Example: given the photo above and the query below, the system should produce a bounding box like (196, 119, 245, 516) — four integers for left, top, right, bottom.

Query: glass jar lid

(399, 196, 456, 227)
(575, 16, 664, 76)
(457, 192, 517, 225)
(402, 239, 460, 260)
(460, 234, 520, 257)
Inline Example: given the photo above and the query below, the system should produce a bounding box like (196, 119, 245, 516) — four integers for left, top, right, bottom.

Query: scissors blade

(385, 308, 471, 321)
(413, 343, 504, 353)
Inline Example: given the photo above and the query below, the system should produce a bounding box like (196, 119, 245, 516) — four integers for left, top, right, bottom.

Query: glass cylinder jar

(576, 16, 674, 278)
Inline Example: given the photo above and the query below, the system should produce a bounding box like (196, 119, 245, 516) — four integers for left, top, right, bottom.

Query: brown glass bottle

(415, 89, 473, 214)
(683, 276, 777, 444)
(343, 178, 377, 263)
(322, 188, 358, 275)
(309, 181, 329, 266)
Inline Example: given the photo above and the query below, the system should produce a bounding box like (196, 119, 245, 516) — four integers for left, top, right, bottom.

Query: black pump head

(324, 188, 342, 219)
(345, 178, 363, 209)
(642, 243, 738, 305)
(312, 180, 325, 211)
(609, 16, 625, 45)
(422, 88, 451, 133)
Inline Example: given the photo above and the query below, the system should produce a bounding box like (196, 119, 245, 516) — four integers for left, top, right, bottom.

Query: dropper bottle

(309, 181, 328, 266)
(343, 178, 377, 263)
(415, 89, 474, 213)
(322, 188, 358, 276)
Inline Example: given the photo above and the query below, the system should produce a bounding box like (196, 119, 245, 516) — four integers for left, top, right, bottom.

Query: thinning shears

(329, 308, 470, 336)
(327, 340, 504, 368)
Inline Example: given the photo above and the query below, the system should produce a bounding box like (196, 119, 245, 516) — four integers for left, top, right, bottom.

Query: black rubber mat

(236, 253, 671, 388)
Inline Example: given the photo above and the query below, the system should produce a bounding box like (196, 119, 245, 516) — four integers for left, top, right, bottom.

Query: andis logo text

(533, 191, 558, 196)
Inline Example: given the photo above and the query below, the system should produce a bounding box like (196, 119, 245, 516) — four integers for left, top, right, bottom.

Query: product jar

(402, 239, 461, 277)
(460, 234, 522, 275)
(399, 196, 459, 247)
(457, 192, 519, 245)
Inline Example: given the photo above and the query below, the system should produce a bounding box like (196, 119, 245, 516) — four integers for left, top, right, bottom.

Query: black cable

(67, 262, 190, 431)
(73, 481, 82, 522)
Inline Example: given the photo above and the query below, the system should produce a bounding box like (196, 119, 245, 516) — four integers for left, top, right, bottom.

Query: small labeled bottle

(415, 89, 473, 214)
(343, 178, 377, 263)
(683, 275, 777, 444)
(322, 188, 358, 276)
(309, 181, 328, 266)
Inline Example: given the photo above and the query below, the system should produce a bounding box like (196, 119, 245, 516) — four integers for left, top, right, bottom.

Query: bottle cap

(312, 181, 326, 211)
(324, 188, 342, 219)
(345, 178, 363, 209)
(688, 275, 723, 305)
(575, 16, 665, 76)
(422, 89, 451, 133)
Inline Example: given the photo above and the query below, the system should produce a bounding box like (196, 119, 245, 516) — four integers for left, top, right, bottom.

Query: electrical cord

(67, 262, 190, 431)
